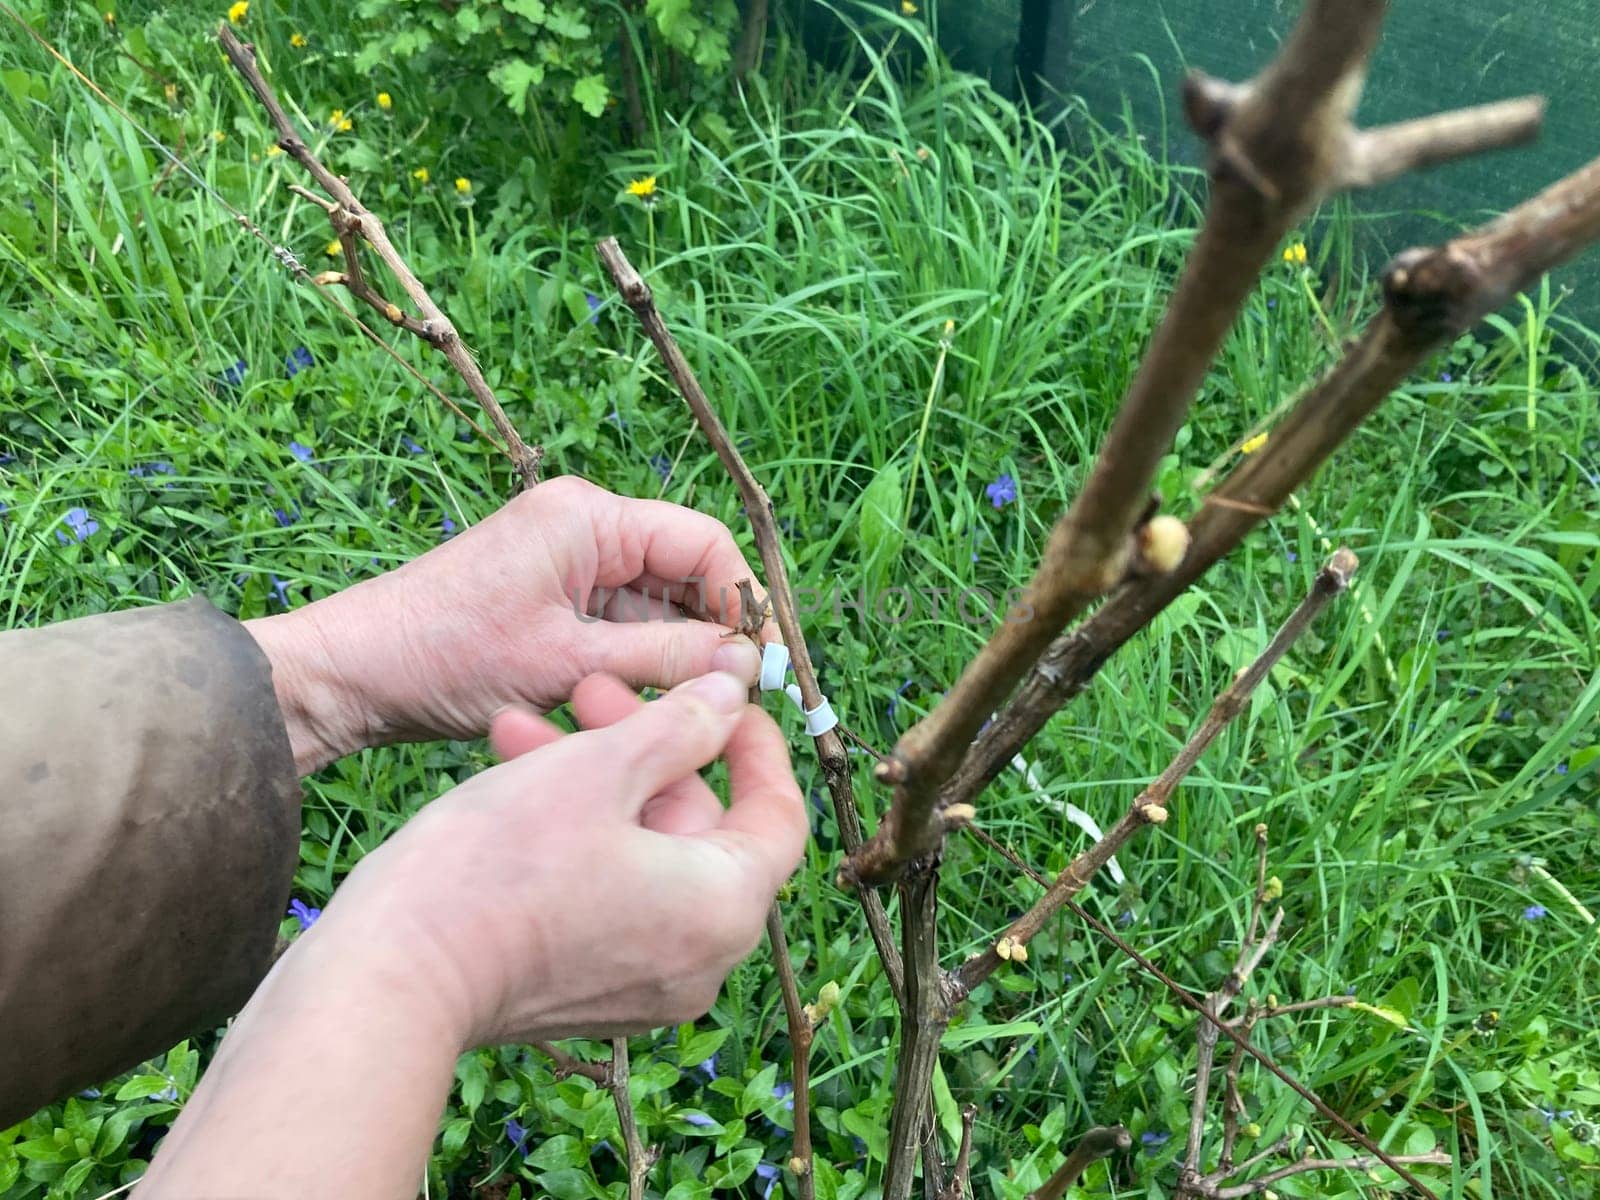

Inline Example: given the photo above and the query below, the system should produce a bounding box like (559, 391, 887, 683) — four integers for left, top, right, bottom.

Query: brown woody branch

(765, 907, 815, 1200)
(609, 1038, 660, 1200)
(938, 1105, 978, 1200)
(944, 149, 1600, 814)
(1024, 1125, 1132, 1200)
(594, 236, 905, 1001)
(530, 1040, 610, 1084)
(217, 25, 543, 491)
(954, 549, 1358, 996)
(841, 0, 1544, 888)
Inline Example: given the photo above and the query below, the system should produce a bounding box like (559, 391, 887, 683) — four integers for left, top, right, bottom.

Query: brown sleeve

(0, 597, 301, 1127)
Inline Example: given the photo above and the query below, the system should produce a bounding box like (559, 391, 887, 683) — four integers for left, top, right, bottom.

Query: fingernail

(710, 636, 761, 685)
(681, 670, 748, 715)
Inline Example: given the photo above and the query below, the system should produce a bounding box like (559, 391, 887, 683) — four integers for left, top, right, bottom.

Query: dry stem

(1024, 1125, 1132, 1200)
(842, 0, 1545, 888)
(765, 906, 815, 1200)
(609, 1038, 660, 1200)
(954, 549, 1358, 996)
(217, 25, 543, 490)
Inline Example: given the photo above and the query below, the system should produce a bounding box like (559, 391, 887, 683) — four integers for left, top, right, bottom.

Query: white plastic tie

(759, 641, 791, 692)
(802, 697, 839, 737)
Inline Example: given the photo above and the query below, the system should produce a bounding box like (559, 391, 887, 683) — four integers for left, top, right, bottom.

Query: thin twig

(939, 1106, 978, 1200)
(218, 25, 543, 490)
(1206, 1152, 1452, 1198)
(945, 150, 1600, 813)
(594, 236, 904, 1002)
(765, 907, 816, 1200)
(530, 1040, 610, 1084)
(842, 0, 1547, 888)
(1024, 1125, 1132, 1200)
(954, 549, 1358, 995)
(609, 1038, 660, 1200)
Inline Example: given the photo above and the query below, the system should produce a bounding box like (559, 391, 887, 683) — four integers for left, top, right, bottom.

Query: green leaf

(738, 1064, 780, 1118)
(676, 1026, 731, 1070)
(664, 1181, 711, 1200)
(544, 5, 593, 38)
(931, 1061, 962, 1153)
(940, 1019, 1041, 1050)
(59, 1157, 94, 1197)
(1469, 1070, 1506, 1093)
(458, 1054, 490, 1114)
(530, 1134, 587, 1170)
(504, 0, 548, 21)
(537, 1166, 602, 1200)
(571, 74, 609, 119)
(858, 462, 904, 567)
(491, 58, 547, 116)
(441, 1117, 472, 1157)
(1349, 1002, 1409, 1029)
(706, 1146, 762, 1189)
(113, 1076, 175, 1101)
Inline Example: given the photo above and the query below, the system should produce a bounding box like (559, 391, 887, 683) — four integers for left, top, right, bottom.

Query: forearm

(137, 914, 465, 1198)
(245, 607, 374, 775)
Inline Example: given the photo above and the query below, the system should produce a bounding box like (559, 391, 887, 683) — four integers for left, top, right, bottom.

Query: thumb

(573, 670, 750, 817)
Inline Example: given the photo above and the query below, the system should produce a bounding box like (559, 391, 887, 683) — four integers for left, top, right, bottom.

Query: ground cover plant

(1, 2, 1598, 1199)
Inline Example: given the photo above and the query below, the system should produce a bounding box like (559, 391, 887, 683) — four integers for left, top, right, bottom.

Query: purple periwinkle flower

(1538, 1106, 1575, 1127)
(754, 1162, 781, 1200)
(289, 440, 314, 463)
(887, 678, 913, 722)
(1440, 371, 1453, 382)
(401, 434, 427, 455)
(772, 1082, 794, 1111)
(220, 360, 247, 387)
(77, 1088, 102, 1100)
(649, 453, 672, 481)
(128, 462, 175, 479)
(1556, 762, 1569, 775)
(0, 452, 14, 464)
(1497, 708, 1514, 723)
(288, 898, 321, 930)
(697, 1056, 718, 1083)
(985, 473, 1017, 509)
(1140, 1130, 1171, 1153)
(505, 1117, 530, 1157)
(1523, 904, 1547, 921)
(269, 575, 291, 607)
(285, 346, 315, 378)
(441, 516, 458, 539)
(153, 1084, 179, 1103)
(1266, 298, 1277, 309)
(585, 292, 602, 323)
(274, 505, 299, 527)
(56, 506, 99, 544)
(681, 1112, 717, 1128)
(1436, 629, 1452, 642)
(1286, 550, 1297, 563)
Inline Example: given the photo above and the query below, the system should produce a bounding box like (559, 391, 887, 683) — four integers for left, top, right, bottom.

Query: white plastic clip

(802, 697, 839, 737)
(759, 641, 791, 692)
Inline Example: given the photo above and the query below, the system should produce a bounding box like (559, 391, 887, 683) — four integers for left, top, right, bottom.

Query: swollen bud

(1139, 515, 1190, 574)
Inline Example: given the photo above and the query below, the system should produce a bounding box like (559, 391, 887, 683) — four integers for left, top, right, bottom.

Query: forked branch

(842, 0, 1544, 887)
(217, 25, 543, 490)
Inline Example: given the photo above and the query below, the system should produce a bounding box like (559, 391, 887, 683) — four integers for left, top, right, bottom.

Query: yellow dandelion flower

(329, 108, 352, 133)
(103, 11, 115, 25)
(626, 175, 657, 198)
(412, 167, 431, 184)
(211, 130, 226, 143)
(326, 240, 342, 257)
(1240, 431, 1269, 454)
(266, 144, 284, 157)
(454, 177, 472, 194)
(1282, 241, 1308, 266)
(163, 82, 178, 104)
(377, 92, 393, 112)
(902, 0, 918, 13)
(227, 0, 249, 24)
(290, 31, 307, 48)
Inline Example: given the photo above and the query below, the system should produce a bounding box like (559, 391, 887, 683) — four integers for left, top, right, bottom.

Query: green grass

(2, 3, 1598, 1199)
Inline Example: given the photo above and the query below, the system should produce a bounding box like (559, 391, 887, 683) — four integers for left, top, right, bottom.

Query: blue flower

(220, 360, 247, 387)
(1116, 909, 1136, 929)
(985, 473, 1017, 509)
(681, 1112, 717, 1128)
(1523, 904, 1547, 921)
(0, 452, 13, 464)
(1436, 629, 1452, 642)
(153, 1083, 179, 1103)
(754, 1162, 781, 1200)
(128, 462, 175, 478)
(1285, 550, 1297, 563)
(56, 506, 100, 544)
(649, 453, 672, 481)
(1497, 708, 1514, 723)
(289, 440, 314, 462)
(585, 292, 602, 323)
(441, 516, 458, 538)
(1538, 1106, 1575, 1127)
(77, 1088, 102, 1100)
(288, 898, 321, 930)
(1440, 371, 1453, 382)
(1555, 762, 1569, 775)
(401, 434, 427, 455)
(505, 1117, 530, 1157)
(285, 346, 315, 378)
(772, 1082, 794, 1111)
(269, 575, 292, 607)
(697, 1056, 718, 1083)
(274, 504, 299, 527)
(1140, 1129, 1170, 1153)
(887, 678, 913, 722)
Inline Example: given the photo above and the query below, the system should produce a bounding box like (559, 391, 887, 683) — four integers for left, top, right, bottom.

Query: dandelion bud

(1139, 515, 1190, 574)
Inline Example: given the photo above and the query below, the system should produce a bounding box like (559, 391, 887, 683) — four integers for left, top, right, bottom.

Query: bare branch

(881, 873, 951, 1200)
(954, 550, 1357, 995)
(945, 149, 1600, 813)
(765, 907, 816, 1200)
(842, 0, 1546, 888)
(594, 237, 904, 1001)
(1336, 96, 1544, 190)
(939, 1106, 978, 1200)
(1207, 1152, 1452, 1198)
(530, 1041, 609, 1084)
(217, 24, 543, 490)
(1024, 1126, 1132, 1200)
(609, 1039, 660, 1200)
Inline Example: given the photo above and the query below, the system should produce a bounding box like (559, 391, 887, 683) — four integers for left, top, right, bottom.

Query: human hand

(309, 668, 806, 1043)
(247, 476, 774, 773)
